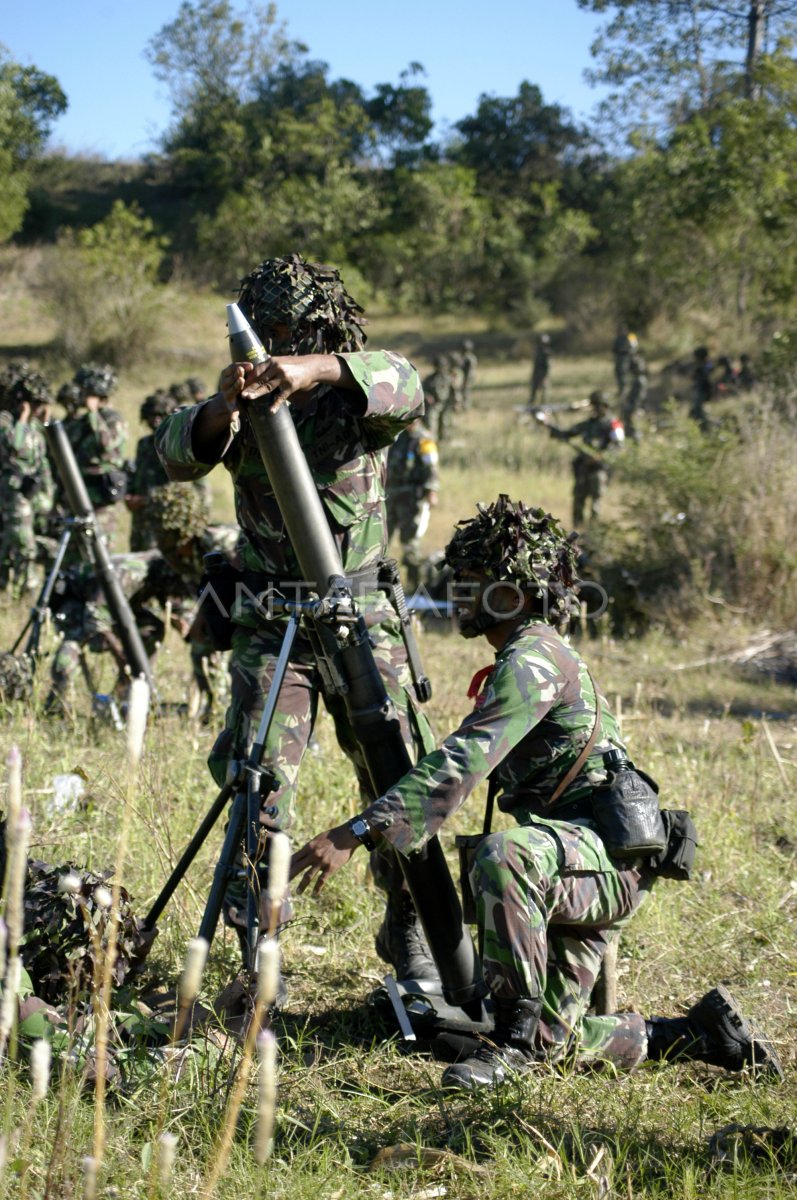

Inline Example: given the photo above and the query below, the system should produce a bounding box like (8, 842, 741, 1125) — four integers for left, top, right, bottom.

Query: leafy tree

(451, 82, 587, 194)
(145, 0, 300, 115)
(46, 201, 169, 365)
(364, 63, 434, 165)
(578, 1, 797, 138)
(0, 45, 66, 241)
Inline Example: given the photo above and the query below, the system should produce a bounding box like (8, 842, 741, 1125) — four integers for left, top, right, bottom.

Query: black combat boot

(441, 997, 542, 1090)
(374, 891, 440, 984)
(645, 985, 782, 1078)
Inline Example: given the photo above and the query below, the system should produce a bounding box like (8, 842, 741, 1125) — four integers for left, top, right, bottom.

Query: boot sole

(702, 985, 784, 1080)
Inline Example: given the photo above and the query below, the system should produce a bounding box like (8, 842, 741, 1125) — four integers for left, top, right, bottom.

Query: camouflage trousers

(470, 818, 653, 1068)
(0, 495, 39, 592)
(208, 607, 434, 895)
(572, 461, 608, 525)
(387, 494, 431, 592)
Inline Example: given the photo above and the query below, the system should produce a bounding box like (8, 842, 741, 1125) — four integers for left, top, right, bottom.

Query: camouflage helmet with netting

(168, 381, 192, 404)
(57, 380, 82, 416)
(0, 652, 34, 703)
(147, 483, 209, 551)
(0, 361, 53, 413)
(236, 253, 367, 355)
(185, 376, 206, 398)
(73, 362, 118, 400)
(444, 494, 580, 624)
(140, 389, 176, 425)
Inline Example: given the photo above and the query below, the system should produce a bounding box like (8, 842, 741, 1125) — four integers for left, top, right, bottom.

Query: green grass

(0, 271, 795, 1197)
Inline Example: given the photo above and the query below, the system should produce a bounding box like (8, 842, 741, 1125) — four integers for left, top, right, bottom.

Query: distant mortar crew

(422, 355, 454, 442)
(386, 416, 440, 593)
(0, 362, 55, 593)
(528, 334, 552, 411)
(155, 252, 439, 982)
(540, 389, 624, 526)
(44, 549, 179, 716)
(65, 363, 129, 544)
(291, 496, 782, 1090)
(623, 351, 648, 441)
(126, 389, 177, 551)
(148, 482, 239, 721)
(689, 346, 715, 430)
(460, 339, 478, 410)
(738, 353, 756, 391)
(612, 324, 638, 399)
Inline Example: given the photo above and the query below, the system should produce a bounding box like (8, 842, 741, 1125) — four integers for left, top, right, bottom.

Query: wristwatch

(348, 815, 376, 851)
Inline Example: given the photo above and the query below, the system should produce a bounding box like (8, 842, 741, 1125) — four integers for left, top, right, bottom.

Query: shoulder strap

(546, 670, 603, 809)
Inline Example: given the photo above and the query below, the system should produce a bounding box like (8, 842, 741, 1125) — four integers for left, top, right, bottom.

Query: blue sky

(3, 1, 608, 160)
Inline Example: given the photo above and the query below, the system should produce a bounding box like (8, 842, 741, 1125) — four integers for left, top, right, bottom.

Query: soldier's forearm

(191, 394, 236, 462)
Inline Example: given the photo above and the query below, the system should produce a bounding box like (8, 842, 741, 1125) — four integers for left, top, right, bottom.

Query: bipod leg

(198, 787, 250, 947)
(13, 524, 74, 659)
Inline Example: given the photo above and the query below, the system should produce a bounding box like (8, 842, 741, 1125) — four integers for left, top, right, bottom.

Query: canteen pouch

(99, 468, 129, 504)
(455, 833, 485, 925)
(591, 763, 667, 859)
(648, 809, 698, 881)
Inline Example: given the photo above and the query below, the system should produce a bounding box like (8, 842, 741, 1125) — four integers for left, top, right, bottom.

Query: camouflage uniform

(460, 340, 478, 410)
(363, 619, 652, 1067)
(623, 354, 647, 441)
(422, 357, 455, 443)
(386, 420, 440, 592)
(0, 414, 54, 591)
(552, 398, 620, 526)
(529, 336, 552, 410)
(689, 348, 714, 430)
(156, 351, 434, 835)
(612, 327, 637, 399)
(66, 406, 128, 543)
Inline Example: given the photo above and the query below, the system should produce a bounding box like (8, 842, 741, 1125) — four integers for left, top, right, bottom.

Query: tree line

(4, 0, 797, 336)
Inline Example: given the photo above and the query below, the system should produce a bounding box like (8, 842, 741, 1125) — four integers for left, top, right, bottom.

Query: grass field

(0, 272, 795, 1198)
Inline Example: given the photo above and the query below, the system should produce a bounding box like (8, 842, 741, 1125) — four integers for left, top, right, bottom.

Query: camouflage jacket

(155, 352, 423, 579)
(54, 550, 185, 642)
(129, 433, 169, 494)
(66, 407, 128, 505)
(555, 414, 618, 462)
(364, 621, 626, 856)
(386, 424, 439, 499)
(0, 416, 54, 509)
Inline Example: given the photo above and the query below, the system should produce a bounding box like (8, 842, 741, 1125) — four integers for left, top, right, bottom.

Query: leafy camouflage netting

(0, 819, 152, 1005)
(443, 494, 580, 622)
(0, 360, 54, 412)
(0, 652, 34, 702)
(147, 482, 209, 546)
(237, 252, 367, 355)
(73, 362, 118, 399)
(139, 388, 177, 424)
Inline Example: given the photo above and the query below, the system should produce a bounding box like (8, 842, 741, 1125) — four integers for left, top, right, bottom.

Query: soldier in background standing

(623, 352, 648, 441)
(528, 334, 552, 411)
(386, 416, 440, 592)
(539, 390, 623, 526)
(460, 339, 478, 410)
(612, 324, 638, 400)
(0, 364, 54, 593)
(126, 389, 177, 551)
(422, 355, 454, 442)
(65, 363, 128, 545)
(689, 347, 715, 430)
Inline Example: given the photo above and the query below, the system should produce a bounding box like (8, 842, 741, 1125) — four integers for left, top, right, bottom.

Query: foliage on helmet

(168, 381, 192, 404)
(140, 389, 176, 424)
(0, 652, 34, 702)
(237, 253, 367, 355)
(444, 494, 580, 623)
(73, 362, 118, 400)
(147, 483, 209, 548)
(0, 361, 53, 413)
(185, 377, 206, 398)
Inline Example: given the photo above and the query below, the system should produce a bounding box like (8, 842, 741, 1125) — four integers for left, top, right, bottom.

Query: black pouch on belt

(590, 750, 668, 859)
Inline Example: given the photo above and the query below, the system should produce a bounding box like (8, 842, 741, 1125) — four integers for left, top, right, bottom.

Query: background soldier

(540, 389, 622, 526)
(386, 415, 440, 592)
(623, 351, 648, 441)
(612, 324, 638, 399)
(689, 346, 715, 429)
(156, 253, 439, 982)
(0, 363, 55, 593)
(528, 333, 552, 411)
(148, 482, 239, 721)
(460, 338, 478, 410)
(291, 496, 782, 1090)
(421, 355, 454, 442)
(126, 389, 177, 551)
(66, 363, 128, 544)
